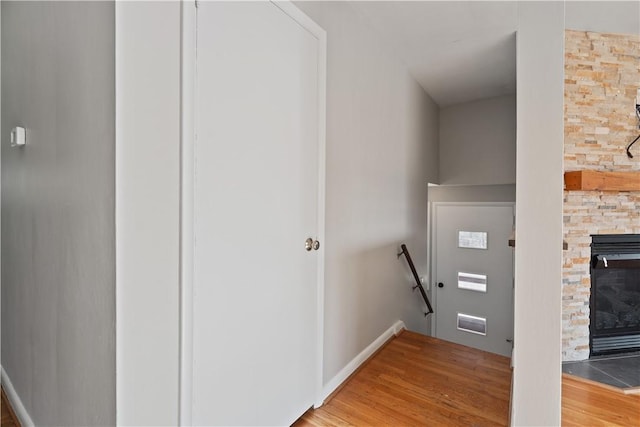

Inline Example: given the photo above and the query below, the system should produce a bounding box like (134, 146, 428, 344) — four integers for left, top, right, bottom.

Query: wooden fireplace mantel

(564, 170, 640, 191)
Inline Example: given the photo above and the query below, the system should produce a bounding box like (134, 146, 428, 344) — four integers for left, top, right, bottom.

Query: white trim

(1, 366, 35, 427)
(432, 202, 517, 208)
(316, 320, 406, 407)
(426, 200, 436, 337)
(179, 0, 196, 425)
(272, 1, 326, 40)
(302, 3, 328, 412)
(179, 0, 328, 419)
(115, 3, 182, 424)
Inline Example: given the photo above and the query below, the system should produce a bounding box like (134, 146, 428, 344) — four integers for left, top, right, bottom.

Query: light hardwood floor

(562, 373, 640, 426)
(296, 330, 512, 426)
(296, 330, 640, 426)
(1, 388, 20, 427)
(1, 332, 637, 426)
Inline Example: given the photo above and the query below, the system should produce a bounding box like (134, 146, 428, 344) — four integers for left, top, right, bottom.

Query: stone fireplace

(563, 30, 640, 361)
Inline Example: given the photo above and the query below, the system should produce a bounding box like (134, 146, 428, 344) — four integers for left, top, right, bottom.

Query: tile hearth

(562, 352, 640, 392)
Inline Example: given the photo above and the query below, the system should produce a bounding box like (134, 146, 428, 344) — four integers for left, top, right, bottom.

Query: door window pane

(458, 231, 488, 249)
(457, 313, 487, 335)
(458, 272, 487, 293)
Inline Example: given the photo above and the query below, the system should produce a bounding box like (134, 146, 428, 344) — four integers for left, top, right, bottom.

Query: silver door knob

(305, 238, 320, 251)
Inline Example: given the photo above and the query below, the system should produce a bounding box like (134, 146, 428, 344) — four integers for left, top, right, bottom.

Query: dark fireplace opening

(590, 234, 640, 356)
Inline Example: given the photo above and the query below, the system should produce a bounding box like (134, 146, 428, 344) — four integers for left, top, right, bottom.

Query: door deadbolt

(305, 238, 320, 251)
(437, 282, 444, 288)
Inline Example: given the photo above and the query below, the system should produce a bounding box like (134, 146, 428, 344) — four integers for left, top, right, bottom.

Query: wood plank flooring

(562, 373, 640, 426)
(296, 330, 512, 426)
(1, 331, 637, 426)
(1, 388, 20, 427)
(296, 330, 640, 426)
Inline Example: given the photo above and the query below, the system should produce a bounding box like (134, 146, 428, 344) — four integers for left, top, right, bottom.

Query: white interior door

(433, 203, 514, 357)
(190, 2, 325, 425)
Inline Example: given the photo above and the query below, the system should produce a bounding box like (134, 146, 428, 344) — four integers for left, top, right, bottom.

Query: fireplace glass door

(590, 236, 640, 356)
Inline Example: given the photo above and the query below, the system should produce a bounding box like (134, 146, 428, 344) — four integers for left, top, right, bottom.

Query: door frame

(178, 1, 327, 424)
(116, 2, 183, 424)
(429, 202, 515, 338)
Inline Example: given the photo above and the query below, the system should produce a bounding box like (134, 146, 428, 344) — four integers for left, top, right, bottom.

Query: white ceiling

(348, 1, 639, 108)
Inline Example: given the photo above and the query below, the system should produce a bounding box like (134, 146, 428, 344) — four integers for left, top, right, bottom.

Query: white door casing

(181, 2, 326, 425)
(432, 203, 514, 357)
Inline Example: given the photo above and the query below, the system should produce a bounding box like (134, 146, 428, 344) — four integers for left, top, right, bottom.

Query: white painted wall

(512, 2, 564, 425)
(1, 2, 115, 425)
(294, 1, 439, 386)
(566, 1, 640, 35)
(439, 95, 516, 186)
(115, 2, 180, 425)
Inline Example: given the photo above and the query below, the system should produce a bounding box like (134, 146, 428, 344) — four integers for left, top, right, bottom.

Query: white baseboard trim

(1, 365, 35, 427)
(314, 320, 405, 408)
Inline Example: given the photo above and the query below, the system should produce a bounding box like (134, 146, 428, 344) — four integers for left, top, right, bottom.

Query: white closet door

(191, 2, 324, 425)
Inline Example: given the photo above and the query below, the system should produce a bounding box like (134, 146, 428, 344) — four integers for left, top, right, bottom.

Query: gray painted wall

(295, 1, 439, 385)
(428, 184, 516, 203)
(439, 95, 516, 186)
(1, 2, 115, 425)
(566, 1, 640, 35)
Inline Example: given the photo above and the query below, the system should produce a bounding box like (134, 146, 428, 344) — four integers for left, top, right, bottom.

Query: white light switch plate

(10, 127, 26, 147)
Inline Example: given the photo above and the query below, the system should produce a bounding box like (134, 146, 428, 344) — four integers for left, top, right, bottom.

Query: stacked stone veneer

(563, 30, 640, 361)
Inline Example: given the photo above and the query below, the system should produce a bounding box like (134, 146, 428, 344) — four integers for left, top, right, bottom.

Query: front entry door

(433, 203, 514, 357)
(190, 2, 325, 425)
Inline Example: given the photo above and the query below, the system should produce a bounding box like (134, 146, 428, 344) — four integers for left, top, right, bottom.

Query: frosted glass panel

(457, 313, 487, 335)
(458, 231, 487, 249)
(458, 272, 487, 292)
